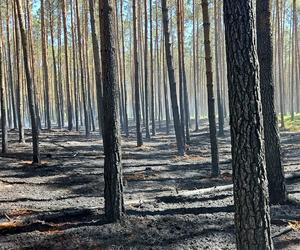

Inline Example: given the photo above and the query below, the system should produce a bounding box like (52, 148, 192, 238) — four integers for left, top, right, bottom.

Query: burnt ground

(0, 123, 299, 250)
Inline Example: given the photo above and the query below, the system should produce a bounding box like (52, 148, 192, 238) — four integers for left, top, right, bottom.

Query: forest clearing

(0, 0, 300, 249)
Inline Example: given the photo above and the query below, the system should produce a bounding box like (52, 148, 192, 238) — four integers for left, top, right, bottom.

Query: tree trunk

(223, 0, 273, 248)
(41, 0, 51, 130)
(120, 0, 129, 137)
(192, 0, 199, 132)
(201, 0, 219, 177)
(144, 0, 150, 139)
(179, 0, 190, 143)
(6, 1, 17, 130)
(62, 0, 73, 131)
(75, 0, 90, 137)
(89, 0, 103, 135)
(256, 0, 287, 205)
(99, 0, 124, 222)
(214, 0, 224, 137)
(133, 0, 143, 147)
(276, 0, 285, 126)
(15, 0, 40, 164)
(0, 24, 7, 153)
(71, 4, 79, 131)
(161, 0, 185, 156)
(13, 2, 24, 143)
(49, 8, 62, 129)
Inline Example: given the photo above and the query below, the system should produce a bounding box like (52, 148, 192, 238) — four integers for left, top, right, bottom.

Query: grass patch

(283, 113, 300, 131)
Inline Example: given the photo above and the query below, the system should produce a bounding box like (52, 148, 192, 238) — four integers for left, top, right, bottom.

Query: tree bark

(214, 0, 224, 137)
(49, 7, 62, 129)
(62, 0, 73, 131)
(15, 0, 40, 164)
(256, 0, 287, 205)
(161, 0, 185, 156)
(13, 2, 24, 143)
(201, 0, 219, 177)
(89, 0, 103, 135)
(223, 0, 273, 248)
(120, 0, 129, 137)
(99, 0, 124, 222)
(133, 0, 143, 147)
(40, 0, 51, 130)
(75, 0, 90, 136)
(6, 1, 17, 130)
(0, 20, 7, 153)
(144, 0, 150, 139)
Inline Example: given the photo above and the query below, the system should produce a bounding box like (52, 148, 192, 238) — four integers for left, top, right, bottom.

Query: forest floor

(0, 122, 300, 250)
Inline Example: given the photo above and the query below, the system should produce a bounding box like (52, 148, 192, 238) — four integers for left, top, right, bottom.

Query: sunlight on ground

(283, 113, 300, 132)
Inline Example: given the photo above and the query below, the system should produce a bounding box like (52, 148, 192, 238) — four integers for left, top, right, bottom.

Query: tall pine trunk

(13, 3, 24, 143)
(161, 0, 185, 156)
(0, 23, 7, 153)
(62, 0, 73, 131)
(223, 0, 273, 248)
(257, 0, 287, 205)
(15, 0, 40, 164)
(201, 0, 219, 177)
(133, 0, 143, 147)
(99, 0, 124, 222)
(41, 0, 51, 130)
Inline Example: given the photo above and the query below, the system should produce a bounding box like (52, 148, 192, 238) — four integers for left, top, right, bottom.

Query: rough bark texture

(201, 0, 219, 177)
(99, 0, 124, 222)
(223, 0, 273, 249)
(161, 0, 185, 156)
(256, 0, 287, 205)
(15, 0, 40, 164)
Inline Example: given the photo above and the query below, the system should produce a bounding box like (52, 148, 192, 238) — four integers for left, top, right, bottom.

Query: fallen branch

(272, 226, 293, 238)
(176, 184, 233, 197)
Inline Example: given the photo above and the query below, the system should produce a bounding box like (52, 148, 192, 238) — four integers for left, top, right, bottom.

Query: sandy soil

(0, 124, 299, 249)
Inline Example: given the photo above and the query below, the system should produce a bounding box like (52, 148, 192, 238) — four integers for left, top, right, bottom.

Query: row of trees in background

(0, 0, 299, 248)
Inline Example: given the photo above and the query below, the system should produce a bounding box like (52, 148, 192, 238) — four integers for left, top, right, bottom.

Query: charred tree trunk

(161, 0, 185, 156)
(99, 0, 124, 222)
(6, 1, 17, 130)
(256, 0, 287, 205)
(75, 0, 90, 137)
(15, 0, 40, 164)
(50, 8, 62, 129)
(41, 0, 51, 130)
(144, 0, 150, 139)
(62, 0, 73, 131)
(13, 3, 24, 143)
(0, 24, 7, 153)
(120, 0, 129, 137)
(201, 0, 219, 177)
(89, 0, 103, 135)
(214, 0, 224, 137)
(223, 0, 273, 248)
(133, 0, 143, 147)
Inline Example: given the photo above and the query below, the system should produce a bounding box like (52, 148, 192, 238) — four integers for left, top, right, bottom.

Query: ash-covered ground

(0, 124, 299, 249)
